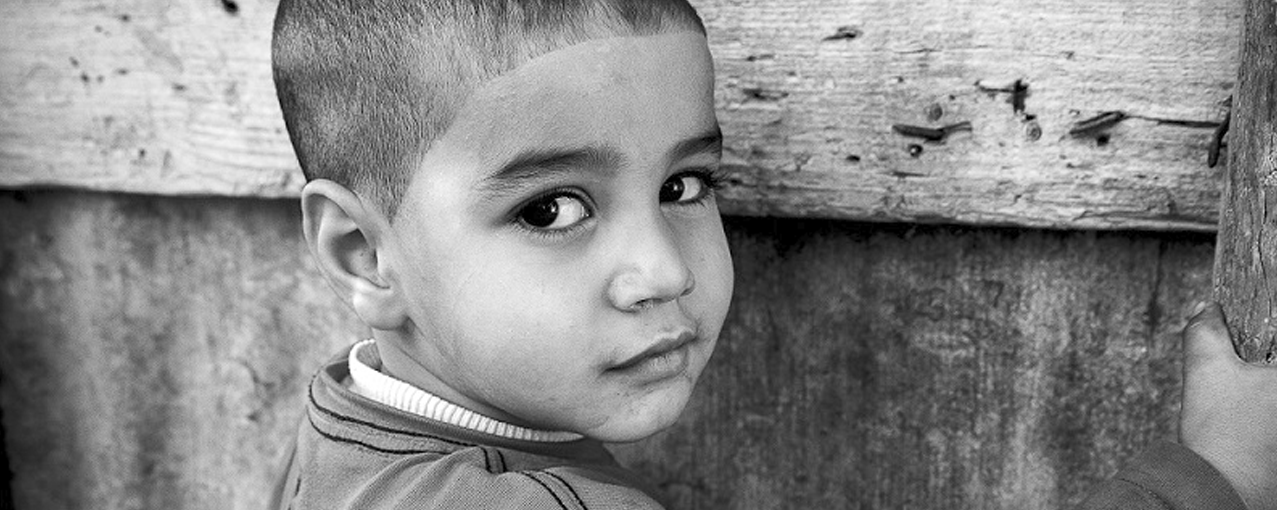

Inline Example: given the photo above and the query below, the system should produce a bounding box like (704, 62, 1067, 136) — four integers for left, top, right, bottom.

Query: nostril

(631, 298, 660, 311)
(605, 245, 696, 311)
(681, 272, 696, 297)
(613, 290, 681, 313)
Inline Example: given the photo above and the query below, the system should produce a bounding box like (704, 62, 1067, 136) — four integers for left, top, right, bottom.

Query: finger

(1183, 301, 1241, 370)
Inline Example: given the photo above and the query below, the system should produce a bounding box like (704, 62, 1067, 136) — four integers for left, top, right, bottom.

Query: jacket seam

(517, 471, 570, 510)
(480, 447, 493, 474)
(1116, 477, 1175, 510)
(542, 470, 589, 510)
(307, 412, 451, 457)
(309, 379, 475, 448)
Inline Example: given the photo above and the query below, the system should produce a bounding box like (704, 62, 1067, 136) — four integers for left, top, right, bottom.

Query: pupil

(524, 198, 559, 227)
(661, 179, 685, 202)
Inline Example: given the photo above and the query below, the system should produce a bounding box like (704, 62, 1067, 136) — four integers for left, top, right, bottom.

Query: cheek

(447, 273, 615, 428)
(446, 256, 599, 363)
(679, 216, 735, 323)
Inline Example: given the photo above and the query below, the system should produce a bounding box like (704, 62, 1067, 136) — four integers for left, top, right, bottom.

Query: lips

(609, 330, 697, 372)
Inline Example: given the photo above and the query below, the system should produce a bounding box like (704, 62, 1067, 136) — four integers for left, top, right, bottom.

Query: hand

(1179, 302, 1277, 510)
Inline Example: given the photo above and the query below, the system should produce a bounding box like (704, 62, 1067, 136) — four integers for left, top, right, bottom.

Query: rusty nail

(926, 103, 944, 121)
(1024, 120, 1042, 141)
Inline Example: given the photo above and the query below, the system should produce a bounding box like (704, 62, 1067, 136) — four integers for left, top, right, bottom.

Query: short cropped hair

(272, 0, 706, 219)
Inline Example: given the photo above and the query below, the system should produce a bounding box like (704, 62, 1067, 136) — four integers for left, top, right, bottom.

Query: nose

(606, 218, 696, 312)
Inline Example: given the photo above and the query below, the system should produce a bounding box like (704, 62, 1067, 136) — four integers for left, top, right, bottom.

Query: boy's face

(381, 32, 733, 442)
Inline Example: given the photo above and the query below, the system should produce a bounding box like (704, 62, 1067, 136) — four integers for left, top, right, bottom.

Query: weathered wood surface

(0, 0, 1240, 231)
(706, 0, 1237, 232)
(1212, 0, 1277, 363)
(0, 0, 301, 195)
(0, 190, 1216, 510)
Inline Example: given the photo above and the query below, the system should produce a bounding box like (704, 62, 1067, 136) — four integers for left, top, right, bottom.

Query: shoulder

(282, 354, 665, 509)
(1074, 441, 1247, 510)
(511, 463, 668, 510)
(296, 445, 665, 510)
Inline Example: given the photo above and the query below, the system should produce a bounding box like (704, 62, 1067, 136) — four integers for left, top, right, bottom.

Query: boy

(269, 0, 1277, 508)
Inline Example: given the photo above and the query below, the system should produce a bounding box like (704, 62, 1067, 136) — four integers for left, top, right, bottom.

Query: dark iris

(520, 198, 559, 227)
(660, 178, 685, 202)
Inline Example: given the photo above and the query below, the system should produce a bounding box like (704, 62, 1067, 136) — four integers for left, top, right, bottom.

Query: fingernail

(1190, 301, 1208, 317)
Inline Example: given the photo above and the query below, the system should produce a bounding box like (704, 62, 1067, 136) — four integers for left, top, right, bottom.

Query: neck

(350, 339, 582, 442)
(372, 329, 536, 429)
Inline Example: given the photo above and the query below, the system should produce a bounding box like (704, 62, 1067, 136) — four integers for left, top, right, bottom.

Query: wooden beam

(0, 0, 301, 196)
(705, 0, 1236, 231)
(1213, 0, 1277, 364)
(0, 0, 1240, 231)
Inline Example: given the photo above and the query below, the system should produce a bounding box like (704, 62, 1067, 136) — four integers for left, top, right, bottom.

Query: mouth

(608, 330, 698, 375)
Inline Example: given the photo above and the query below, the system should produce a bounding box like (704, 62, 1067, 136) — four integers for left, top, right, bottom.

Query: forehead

(430, 31, 718, 175)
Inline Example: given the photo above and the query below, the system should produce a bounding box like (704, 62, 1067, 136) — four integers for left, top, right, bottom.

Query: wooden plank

(704, 0, 1238, 231)
(0, 0, 1239, 230)
(0, 0, 300, 196)
(0, 190, 1215, 509)
(1212, 0, 1277, 363)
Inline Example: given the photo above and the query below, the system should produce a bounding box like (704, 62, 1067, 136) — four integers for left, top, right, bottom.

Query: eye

(517, 194, 591, 230)
(660, 174, 708, 204)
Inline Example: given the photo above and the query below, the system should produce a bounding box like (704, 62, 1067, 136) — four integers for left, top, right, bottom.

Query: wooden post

(1213, 0, 1277, 364)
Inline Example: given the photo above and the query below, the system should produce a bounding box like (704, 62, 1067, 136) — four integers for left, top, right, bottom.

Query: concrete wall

(0, 190, 1214, 509)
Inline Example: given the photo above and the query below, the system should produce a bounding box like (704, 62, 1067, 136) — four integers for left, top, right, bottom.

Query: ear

(301, 180, 409, 331)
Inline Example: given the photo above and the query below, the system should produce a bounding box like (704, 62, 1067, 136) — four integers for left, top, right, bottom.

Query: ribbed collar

(346, 339, 583, 443)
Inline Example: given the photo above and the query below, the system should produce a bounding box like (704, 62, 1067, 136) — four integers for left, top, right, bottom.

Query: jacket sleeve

(339, 456, 666, 510)
(1074, 441, 1248, 510)
(279, 446, 665, 510)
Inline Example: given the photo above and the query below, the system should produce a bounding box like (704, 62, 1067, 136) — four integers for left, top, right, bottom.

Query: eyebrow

(666, 128, 723, 163)
(475, 128, 724, 197)
(476, 146, 624, 197)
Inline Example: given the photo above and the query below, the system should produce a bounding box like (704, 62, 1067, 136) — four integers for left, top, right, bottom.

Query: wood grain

(1212, 0, 1277, 363)
(0, 191, 1215, 509)
(0, 0, 301, 196)
(704, 0, 1238, 232)
(0, 0, 1240, 231)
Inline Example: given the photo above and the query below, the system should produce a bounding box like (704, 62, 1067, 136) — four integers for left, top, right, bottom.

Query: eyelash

(511, 187, 595, 239)
(510, 167, 727, 238)
(670, 168, 726, 205)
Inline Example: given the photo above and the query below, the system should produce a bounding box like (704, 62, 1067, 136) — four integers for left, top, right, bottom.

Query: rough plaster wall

(0, 191, 365, 509)
(612, 219, 1214, 509)
(0, 191, 1214, 509)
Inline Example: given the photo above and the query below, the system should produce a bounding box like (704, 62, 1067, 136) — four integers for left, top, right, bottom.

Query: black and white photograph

(0, 0, 1274, 508)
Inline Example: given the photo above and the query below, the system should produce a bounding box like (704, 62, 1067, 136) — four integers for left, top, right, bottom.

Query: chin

(586, 383, 694, 443)
(588, 416, 679, 444)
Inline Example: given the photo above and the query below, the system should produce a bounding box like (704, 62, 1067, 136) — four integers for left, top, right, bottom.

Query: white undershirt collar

(346, 339, 583, 443)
